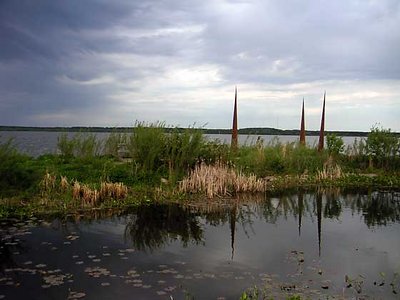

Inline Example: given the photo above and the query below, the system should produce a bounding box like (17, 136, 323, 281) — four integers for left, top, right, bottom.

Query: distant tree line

(0, 125, 383, 137)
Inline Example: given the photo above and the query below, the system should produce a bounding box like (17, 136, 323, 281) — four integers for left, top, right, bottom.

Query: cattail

(179, 162, 266, 198)
(60, 176, 69, 191)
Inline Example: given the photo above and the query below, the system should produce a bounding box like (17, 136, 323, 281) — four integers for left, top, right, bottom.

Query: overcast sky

(1, 0, 399, 131)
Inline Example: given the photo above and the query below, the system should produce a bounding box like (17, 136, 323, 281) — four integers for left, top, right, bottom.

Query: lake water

(0, 131, 363, 157)
(1, 189, 399, 299)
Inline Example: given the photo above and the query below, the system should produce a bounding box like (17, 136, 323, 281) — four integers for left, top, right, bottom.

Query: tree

(366, 126, 399, 169)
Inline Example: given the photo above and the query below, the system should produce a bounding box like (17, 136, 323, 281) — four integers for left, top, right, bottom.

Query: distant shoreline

(0, 125, 377, 137)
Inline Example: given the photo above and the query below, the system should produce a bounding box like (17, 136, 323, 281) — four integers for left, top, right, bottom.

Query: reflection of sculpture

(124, 204, 204, 252)
(123, 190, 398, 257)
(316, 193, 322, 257)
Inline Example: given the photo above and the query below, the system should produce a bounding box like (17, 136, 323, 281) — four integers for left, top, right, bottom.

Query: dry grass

(72, 181, 99, 207)
(72, 181, 128, 207)
(179, 162, 266, 198)
(99, 182, 128, 200)
(316, 157, 344, 181)
(60, 176, 69, 191)
(40, 172, 56, 196)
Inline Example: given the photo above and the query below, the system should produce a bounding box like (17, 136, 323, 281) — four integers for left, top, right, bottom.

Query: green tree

(326, 134, 344, 156)
(366, 126, 399, 169)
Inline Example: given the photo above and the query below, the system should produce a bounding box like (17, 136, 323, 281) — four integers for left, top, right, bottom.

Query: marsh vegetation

(0, 123, 399, 217)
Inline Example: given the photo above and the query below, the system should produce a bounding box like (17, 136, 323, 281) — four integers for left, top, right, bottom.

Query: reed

(104, 131, 128, 158)
(60, 176, 69, 191)
(72, 181, 99, 207)
(179, 162, 266, 198)
(127, 121, 166, 175)
(316, 157, 343, 181)
(99, 182, 128, 200)
(57, 132, 102, 159)
(40, 172, 57, 195)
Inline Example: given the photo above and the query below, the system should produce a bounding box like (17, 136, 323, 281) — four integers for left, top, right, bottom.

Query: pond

(1, 189, 399, 299)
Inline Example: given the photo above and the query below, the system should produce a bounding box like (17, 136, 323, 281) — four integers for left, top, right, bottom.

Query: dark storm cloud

(0, 0, 399, 129)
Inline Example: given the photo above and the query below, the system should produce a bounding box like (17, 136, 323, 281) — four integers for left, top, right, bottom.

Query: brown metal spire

(318, 92, 326, 152)
(300, 98, 306, 145)
(231, 86, 238, 149)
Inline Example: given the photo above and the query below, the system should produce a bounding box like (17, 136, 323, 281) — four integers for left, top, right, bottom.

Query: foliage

(235, 140, 327, 177)
(0, 138, 40, 196)
(326, 133, 345, 156)
(104, 131, 127, 157)
(164, 127, 204, 182)
(57, 132, 102, 159)
(366, 126, 399, 169)
(127, 121, 166, 176)
(57, 133, 75, 158)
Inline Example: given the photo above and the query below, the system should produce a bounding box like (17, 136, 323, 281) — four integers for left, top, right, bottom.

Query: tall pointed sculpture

(231, 86, 238, 149)
(299, 98, 306, 145)
(317, 92, 326, 152)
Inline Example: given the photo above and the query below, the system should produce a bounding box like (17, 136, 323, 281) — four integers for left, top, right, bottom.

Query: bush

(0, 138, 39, 196)
(104, 131, 128, 158)
(57, 132, 102, 159)
(127, 122, 166, 176)
(366, 126, 399, 169)
(327, 134, 344, 156)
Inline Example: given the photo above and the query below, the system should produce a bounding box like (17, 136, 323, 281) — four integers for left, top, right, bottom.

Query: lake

(1, 189, 399, 299)
(0, 131, 363, 157)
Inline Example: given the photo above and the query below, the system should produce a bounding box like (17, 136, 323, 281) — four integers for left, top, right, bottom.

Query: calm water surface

(1, 189, 399, 299)
(0, 131, 363, 157)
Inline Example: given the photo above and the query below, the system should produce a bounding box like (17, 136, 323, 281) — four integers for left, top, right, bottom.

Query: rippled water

(0, 131, 362, 157)
(1, 189, 399, 299)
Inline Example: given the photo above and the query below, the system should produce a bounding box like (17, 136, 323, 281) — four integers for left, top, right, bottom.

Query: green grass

(0, 123, 399, 218)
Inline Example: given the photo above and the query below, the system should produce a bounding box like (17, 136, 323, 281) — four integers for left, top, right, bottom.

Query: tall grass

(0, 137, 39, 195)
(104, 131, 128, 158)
(179, 162, 266, 198)
(165, 127, 204, 182)
(57, 132, 102, 159)
(236, 139, 328, 177)
(127, 121, 166, 177)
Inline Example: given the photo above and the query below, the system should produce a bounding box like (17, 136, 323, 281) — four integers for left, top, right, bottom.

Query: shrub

(57, 133, 75, 157)
(327, 134, 344, 156)
(0, 138, 39, 195)
(127, 122, 166, 175)
(104, 131, 128, 158)
(366, 126, 399, 169)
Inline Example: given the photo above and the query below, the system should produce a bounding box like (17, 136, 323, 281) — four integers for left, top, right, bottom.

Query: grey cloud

(0, 0, 399, 129)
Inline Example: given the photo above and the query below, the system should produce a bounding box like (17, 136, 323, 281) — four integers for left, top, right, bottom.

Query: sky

(0, 0, 399, 131)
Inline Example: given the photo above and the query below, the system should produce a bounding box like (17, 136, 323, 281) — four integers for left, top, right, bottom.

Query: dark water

(1, 189, 400, 299)
(0, 131, 362, 157)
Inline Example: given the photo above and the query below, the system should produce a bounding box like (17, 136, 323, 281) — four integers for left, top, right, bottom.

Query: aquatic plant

(57, 132, 102, 159)
(127, 121, 166, 175)
(57, 133, 75, 157)
(104, 131, 128, 158)
(179, 162, 266, 198)
(99, 182, 128, 200)
(316, 158, 343, 181)
(39, 172, 57, 196)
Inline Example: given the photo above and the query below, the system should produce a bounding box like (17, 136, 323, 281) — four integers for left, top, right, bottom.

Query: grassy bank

(0, 123, 399, 218)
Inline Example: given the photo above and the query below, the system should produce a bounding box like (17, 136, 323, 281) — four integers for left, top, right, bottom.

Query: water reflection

(121, 189, 400, 256)
(1, 189, 399, 299)
(124, 204, 204, 252)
